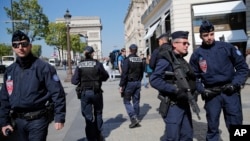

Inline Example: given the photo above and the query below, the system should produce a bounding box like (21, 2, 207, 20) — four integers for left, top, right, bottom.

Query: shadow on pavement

(193, 119, 207, 141)
(102, 114, 127, 138)
(139, 103, 152, 120)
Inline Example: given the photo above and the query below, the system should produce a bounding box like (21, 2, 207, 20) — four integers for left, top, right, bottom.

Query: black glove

(222, 84, 237, 95)
(201, 89, 219, 100)
(175, 88, 188, 101)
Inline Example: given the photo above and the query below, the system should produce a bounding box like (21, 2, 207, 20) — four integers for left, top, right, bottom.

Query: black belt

(15, 109, 47, 120)
(128, 78, 140, 82)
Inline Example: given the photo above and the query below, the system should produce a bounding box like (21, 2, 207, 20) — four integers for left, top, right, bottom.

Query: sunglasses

(175, 42, 190, 46)
(12, 42, 30, 48)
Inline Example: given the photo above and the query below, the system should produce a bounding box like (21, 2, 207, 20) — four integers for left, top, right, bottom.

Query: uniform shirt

(189, 41, 249, 93)
(119, 54, 144, 87)
(0, 57, 66, 126)
(71, 59, 109, 85)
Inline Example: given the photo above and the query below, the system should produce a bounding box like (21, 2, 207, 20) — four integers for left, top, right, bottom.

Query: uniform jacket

(0, 57, 66, 126)
(189, 41, 249, 93)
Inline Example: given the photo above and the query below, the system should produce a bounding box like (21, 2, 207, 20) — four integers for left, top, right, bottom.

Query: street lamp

(64, 9, 72, 82)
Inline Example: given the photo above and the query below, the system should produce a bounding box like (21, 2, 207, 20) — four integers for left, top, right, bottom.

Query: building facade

(124, 0, 150, 56)
(56, 16, 103, 61)
(125, 0, 249, 60)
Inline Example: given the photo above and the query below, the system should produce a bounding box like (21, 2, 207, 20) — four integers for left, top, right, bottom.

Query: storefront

(141, 0, 248, 59)
(192, 0, 247, 54)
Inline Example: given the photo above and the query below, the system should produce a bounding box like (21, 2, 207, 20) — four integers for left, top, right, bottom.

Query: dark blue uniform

(119, 53, 144, 128)
(0, 55, 66, 141)
(150, 56, 193, 141)
(71, 59, 108, 141)
(190, 41, 248, 141)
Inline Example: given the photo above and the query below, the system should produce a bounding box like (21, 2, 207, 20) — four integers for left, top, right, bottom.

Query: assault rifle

(160, 47, 201, 120)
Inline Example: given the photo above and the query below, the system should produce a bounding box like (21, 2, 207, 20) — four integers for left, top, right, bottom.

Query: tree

(45, 22, 67, 62)
(4, 0, 49, 42)
(31, 44, 42, 57)
(0, 44, 13, 57)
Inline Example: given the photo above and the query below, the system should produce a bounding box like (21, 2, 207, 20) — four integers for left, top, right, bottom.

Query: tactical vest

(159, 47, 196, 92)
(78, 59, 100, 90)
(128, 56, 143, 81)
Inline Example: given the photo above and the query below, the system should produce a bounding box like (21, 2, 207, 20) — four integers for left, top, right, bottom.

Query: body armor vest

(128, 56, 143, 80)
(78, 59, 100, 89)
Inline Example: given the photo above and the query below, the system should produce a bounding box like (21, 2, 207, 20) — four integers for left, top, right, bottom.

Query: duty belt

(15, 109, 47, 120)
(128, 78, 140, 82)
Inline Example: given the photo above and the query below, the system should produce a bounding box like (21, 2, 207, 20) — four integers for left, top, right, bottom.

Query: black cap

(84, 46, 95, 54)
(199, 20, 214, 33)
(157, 33, 169, 40)
(171, 31, 189, 40)
(129, 44, 138, 49)
(12, 30, 30, 42)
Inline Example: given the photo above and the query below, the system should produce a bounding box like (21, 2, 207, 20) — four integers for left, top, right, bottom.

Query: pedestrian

(140, 54, 148, 88)
(71, 46, 109, 141)
(119, 44, 144, 128)
(189, 20, 249, 141)
(0, 30, 66, 141)
(150, 31, 195, 141)
(246, 48, 250, 77)
(118, 48, 126, 74)
(145, 54, 152, 88)
(62, 59, 67, 70)
(149, 33, 171, 70)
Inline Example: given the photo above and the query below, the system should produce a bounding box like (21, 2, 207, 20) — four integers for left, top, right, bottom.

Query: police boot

(129, 117, 140, 128)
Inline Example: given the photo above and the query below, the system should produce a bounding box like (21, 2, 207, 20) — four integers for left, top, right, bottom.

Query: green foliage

(4, 0, 49, 42)
(31, 44, 42, 57)
(45, 22, 66, 48)
(0, 44, 13, 57)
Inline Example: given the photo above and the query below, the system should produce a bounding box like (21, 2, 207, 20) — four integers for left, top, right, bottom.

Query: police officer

(119, 44, 144, 128)
(150, 31, 195, 141)
(149, 33, 171, 70)
(189, 20, 249, 141)
(0, 30, 66, 141)
(71, 46, 109, 141)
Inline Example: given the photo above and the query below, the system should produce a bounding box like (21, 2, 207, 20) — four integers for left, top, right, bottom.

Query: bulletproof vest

(178, 57, 196, 91)
(159, 48, 196, 91)
(128, 56, 143, 80)
(78, 59, 100, 89)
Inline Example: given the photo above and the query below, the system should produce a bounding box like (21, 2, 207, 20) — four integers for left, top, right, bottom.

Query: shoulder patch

(236, 50, 242, 56)
(52, 74, 60, 81)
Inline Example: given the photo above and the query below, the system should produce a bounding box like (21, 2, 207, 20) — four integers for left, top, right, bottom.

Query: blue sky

(0, 0, 130, 58)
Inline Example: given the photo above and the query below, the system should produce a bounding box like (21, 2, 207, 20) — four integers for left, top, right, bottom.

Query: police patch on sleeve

(52, 74, 60, 81)
(236, 50, 242, 56)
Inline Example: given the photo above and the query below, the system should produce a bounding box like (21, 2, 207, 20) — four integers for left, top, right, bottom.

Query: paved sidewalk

(47, 73, 250, 141)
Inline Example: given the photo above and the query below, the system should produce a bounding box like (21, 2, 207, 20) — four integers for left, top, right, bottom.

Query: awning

(144, 20, 160, 40)
(194, 29, 248, 45)
(193, 1, 246, 16)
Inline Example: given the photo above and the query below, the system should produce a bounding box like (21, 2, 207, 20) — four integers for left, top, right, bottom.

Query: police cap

(129, 44, 138, 49)
(157, 33, 169, 40)
(12, 30, 30, 42)
(84, 46, 95, 54)
(199, 20, 214, 33)
(171, 31, 189, 40)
